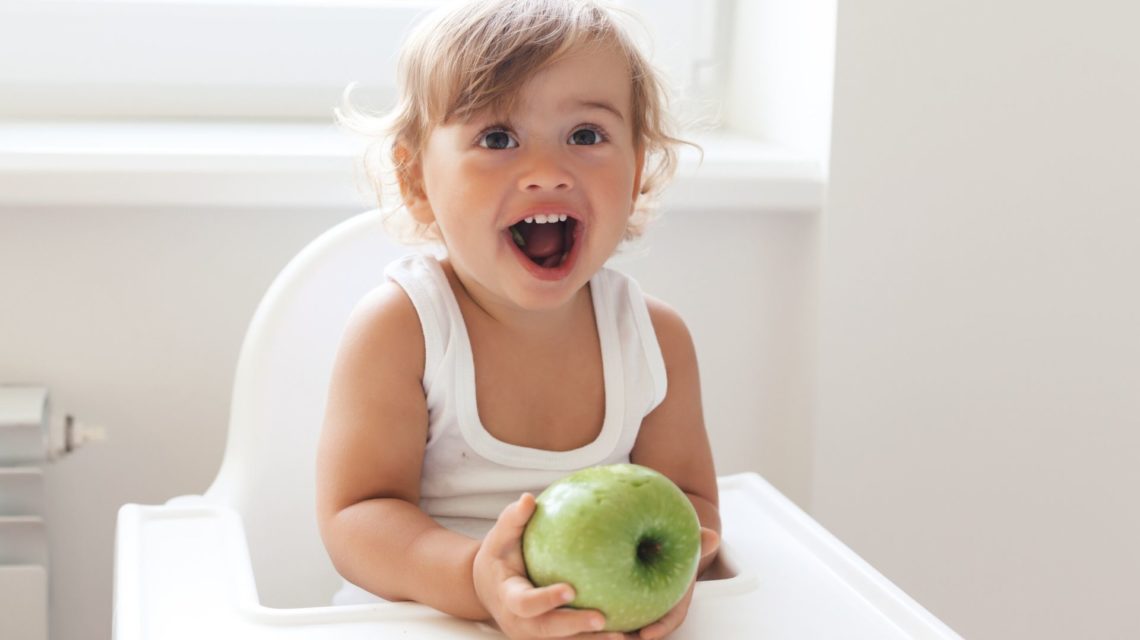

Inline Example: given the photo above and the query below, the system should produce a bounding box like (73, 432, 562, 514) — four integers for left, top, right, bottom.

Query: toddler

(316, 1, 719, 638)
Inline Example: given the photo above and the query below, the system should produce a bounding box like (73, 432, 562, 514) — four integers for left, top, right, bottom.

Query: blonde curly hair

(338, 0, 687, 245)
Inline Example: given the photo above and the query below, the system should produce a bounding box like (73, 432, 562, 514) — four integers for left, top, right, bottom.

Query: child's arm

(316, 283, 485, 616)
(315, 284, 608, 637)
(629, 296, 722, 639)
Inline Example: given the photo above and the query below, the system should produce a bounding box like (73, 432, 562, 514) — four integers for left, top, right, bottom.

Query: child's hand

(473, 494, 621, 639)
(634, 527, 720, 640)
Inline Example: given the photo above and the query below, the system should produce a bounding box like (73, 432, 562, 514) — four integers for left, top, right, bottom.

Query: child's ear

(393, 144, 435, 225)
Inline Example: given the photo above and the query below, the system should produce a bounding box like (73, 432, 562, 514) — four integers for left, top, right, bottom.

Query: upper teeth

(523, 214, 568, 224)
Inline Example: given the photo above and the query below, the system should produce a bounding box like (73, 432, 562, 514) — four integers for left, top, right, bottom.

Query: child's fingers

(638, 581, 696, 640)
(638, 611, 679, 639)
(483, 493, 536, 557)
(638, 616, 674, 640)
(524, 606, 606, 637)
(502, 579, 575, 618)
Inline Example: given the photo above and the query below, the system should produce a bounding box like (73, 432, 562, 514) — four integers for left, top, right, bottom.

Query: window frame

(0, 0, 731, 123)
(0, 0, 831, 214)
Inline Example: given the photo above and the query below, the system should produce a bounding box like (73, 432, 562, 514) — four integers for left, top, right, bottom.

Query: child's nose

(518, 152, 574, 192)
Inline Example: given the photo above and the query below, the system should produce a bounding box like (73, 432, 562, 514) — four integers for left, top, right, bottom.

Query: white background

(1, 2, 830, 638)
(817, 1, 1140, 639)
(3, 0, 1138, 639)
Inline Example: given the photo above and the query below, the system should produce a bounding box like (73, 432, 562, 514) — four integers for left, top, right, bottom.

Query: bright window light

(0, 0, 730, 123)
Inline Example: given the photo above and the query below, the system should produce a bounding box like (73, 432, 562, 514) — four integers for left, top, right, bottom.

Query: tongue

(519, 223, 565, 262)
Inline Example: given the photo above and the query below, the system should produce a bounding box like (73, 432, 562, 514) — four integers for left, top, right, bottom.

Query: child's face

(405, 44, 645, 314)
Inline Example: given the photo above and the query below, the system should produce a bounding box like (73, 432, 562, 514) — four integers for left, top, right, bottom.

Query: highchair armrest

(113, 499, 471, 640)
(709, 474, 962, 639)
(113, 475, 961, 639)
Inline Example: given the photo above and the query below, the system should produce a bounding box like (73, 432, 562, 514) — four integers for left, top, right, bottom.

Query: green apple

(521, 463, 702, 632)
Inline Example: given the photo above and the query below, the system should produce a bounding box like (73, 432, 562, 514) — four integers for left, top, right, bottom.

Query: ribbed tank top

(332, 252, 666, 605)
(386, 252, 667, 539)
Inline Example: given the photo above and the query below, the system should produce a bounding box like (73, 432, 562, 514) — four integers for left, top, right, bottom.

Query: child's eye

(568, 126, 606, 146)
(479, 129, 518, 150)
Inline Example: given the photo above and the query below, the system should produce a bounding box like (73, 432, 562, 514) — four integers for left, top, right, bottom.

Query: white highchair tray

(114, 473, 959, 639)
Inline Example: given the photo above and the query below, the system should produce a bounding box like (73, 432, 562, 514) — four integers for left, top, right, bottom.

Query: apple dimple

(636, 537, 663, 564)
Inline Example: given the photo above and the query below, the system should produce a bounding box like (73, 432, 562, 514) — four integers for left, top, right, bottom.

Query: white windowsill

(0, 121, 825, 212)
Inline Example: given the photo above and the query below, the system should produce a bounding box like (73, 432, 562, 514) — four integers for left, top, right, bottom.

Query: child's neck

(440, 258, 593, 339)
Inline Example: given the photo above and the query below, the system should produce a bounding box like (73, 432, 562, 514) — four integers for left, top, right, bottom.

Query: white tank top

(331, 252, 667, 605)
(388, 252, 667, 539)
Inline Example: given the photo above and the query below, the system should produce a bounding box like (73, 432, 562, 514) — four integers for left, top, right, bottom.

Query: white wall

(0, 207, 354, 640)
(817, 1, 1140, 639)
(620, 209, 819, 505)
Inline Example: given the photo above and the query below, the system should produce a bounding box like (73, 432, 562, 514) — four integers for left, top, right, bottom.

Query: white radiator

(0, 387, 52, 640)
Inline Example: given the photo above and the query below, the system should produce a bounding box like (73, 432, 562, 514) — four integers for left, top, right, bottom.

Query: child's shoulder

(640, 292, 686, 332)
(352, 279, 418, 321)
(351, 251, 441, 332)
(641, 293, 696, 363)
(339, 280, 425, 375)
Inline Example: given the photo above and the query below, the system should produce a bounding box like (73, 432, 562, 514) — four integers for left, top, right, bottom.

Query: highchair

(113, 211, 961, 639)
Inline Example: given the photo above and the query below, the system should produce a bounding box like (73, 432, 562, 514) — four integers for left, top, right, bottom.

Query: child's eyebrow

(573, 99, 626, 122)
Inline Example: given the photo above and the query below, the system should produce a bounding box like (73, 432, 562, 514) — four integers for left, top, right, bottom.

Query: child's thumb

(486, 493, 536, 554)
(699, 527, 720, 559)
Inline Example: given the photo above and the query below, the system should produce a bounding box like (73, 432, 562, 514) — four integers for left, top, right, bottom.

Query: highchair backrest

(204, 211, 412, 608)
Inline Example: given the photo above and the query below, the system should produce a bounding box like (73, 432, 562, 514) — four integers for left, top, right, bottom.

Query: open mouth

(508, 213, 579, 270)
